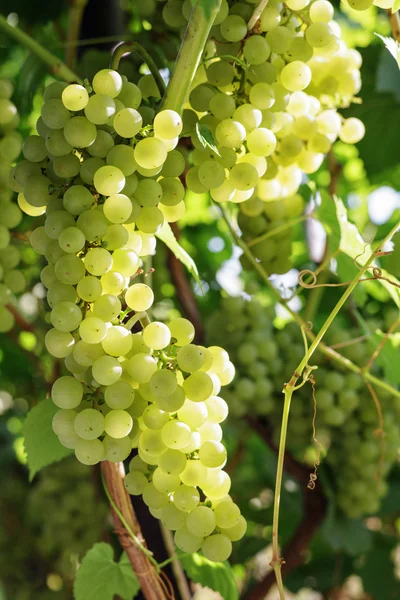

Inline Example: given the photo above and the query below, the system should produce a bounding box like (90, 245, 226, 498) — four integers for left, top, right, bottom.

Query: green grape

(113, 108, 142, 137)
(159, 177, 185, 206)
(73, 339, 104, 366)
(154, 109, 183, 140)
(154, 385, 186, 412)
(174, 525, 203, 552)
(153, 468, 181, 493)
(161, 420, 191, 449)
(53, 153, 81, 178)
(64, 116, 97, 148)
(168, 318, 195, 345)
(92, 69, 123, 98)
(223, 515, 247, 541)
(124, 470, 148, 495)
(220, 15, 247, 42)
(52, 409, 77, 437)
(173, 485, 200, 512)
(135, 179, 162, 206)
(74, 409, 105, 440)
(103, 193, 132, 223)
(183, 372, 214, 402)
(94, 165, 125, 196)
(142, 405, 169, 430)
(22, 135, 47, 162)
(45, 129, 73, 156)
(198, 160, 226, 189)
(243, 35, 271, 65)
(139, 429, 167, 456)
(214, 500, 240, 528)
(84, 247, 112, 276)
(79, 317, 107, 344)
(75, 438, 104, 465)
(41, 99, 70, 129)
(92, 355, 123, 385)
(87, 130, 114, 158)
(45, 328, 75, 358)
(179, 459, 208, 487)
(143, 322, 171, 350)
(105, 381, 135, 409)
(102, 326, 132, 357)
(160, 149, 185, 177)
(305, 22, 334, 47)
(199, 440, 227, 468)
(187, 506, 216, 537)
(117, 81, 142, 109)
(134, 138, 167, 170)
(51, 376, 83, 409)
(126, 353, 158, 383)
(104, 409, 133, 438)
(159, 503, 186, 530)
(280, 61, 312, 91)
(84, 94, 116, 124)
(103, 434, 133, 461)
(62, 84, 89, 111)
(107, 144, 136, 176)
(51, 301, 82, 332)
(202, 534, 232, 562)
(93, 294, 121, 321)
(178, 400, 208, 429)
(215, 119, 246, 148)
(142, 482, 169, 509)
(76, 275, 102, 302)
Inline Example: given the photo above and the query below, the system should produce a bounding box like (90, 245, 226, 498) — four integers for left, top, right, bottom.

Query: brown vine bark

(101, 461, 170, 600)
(244, 419, 327, 600)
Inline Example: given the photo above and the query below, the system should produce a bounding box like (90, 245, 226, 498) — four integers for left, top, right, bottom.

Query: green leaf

(181, 553, 239, 600)
(196, 121, 221, 156)
(357, 534, 400, 600)
(317, 193, 400, 308)
(394, 0, 400, 12)
(156, 222, 201, 286)
(23, 398, 73, 481)
(375, 34, 400, 68)
(368, 331, 400, 387)
(322, 509, 373, 556)
(74, 543, 140, 600)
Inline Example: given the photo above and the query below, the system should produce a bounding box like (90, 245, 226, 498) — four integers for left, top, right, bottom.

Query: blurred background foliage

(0, 1, 400, 599)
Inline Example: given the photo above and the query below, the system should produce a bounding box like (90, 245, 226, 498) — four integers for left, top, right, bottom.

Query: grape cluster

(28, 458, 108, 557)
(13, 68, 245, 561)
(164, 0, 364, 273)
(0, 79, 24, 332)
(124, 336, 247, 563)
(207, 296, 400, 519)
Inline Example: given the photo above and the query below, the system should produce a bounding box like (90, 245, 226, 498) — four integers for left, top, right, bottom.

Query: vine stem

(101, 461, 169, 600)
(160, 524, 191, 600)
(218, 204, 400, 401)
(0, 15, 82, 83)
(65, 0, 87, 69)
(248, 0, 269, 30)
(270, 218, 400, 596)
(161, 0, 222, 114)
(110, 42, 166, 98)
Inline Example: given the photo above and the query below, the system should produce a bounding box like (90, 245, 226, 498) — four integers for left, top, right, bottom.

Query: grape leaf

(322, 509, 373, 556)
(23, 398, 73, 481)
(156, 222, 201, 286)
(394, 0, 400, 12)
(375, 34, 400, 69)
(181, 552, 239, 600)
(357, 534, 400, 600)
(317, 192, 400, 308)
(195, 122, 221, 156)
(368, 331, 400, 387)
(74, 543, 140, 600)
